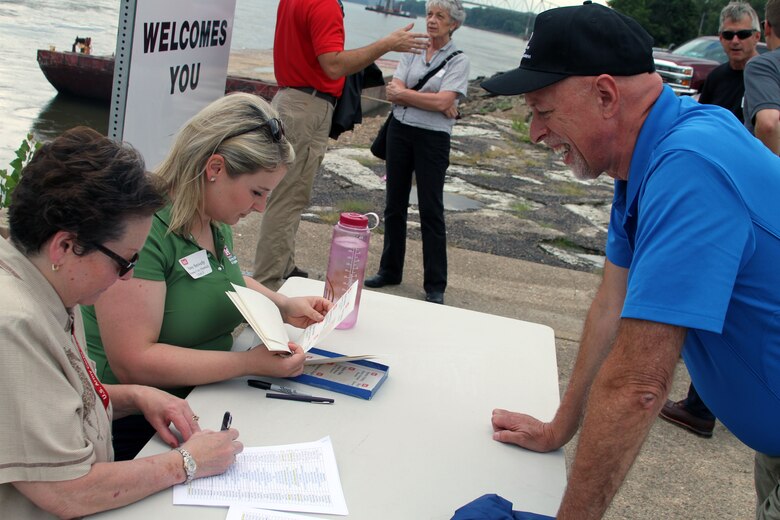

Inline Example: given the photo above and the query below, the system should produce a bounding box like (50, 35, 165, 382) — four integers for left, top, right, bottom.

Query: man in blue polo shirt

(659, 0, 762, 439)
(483, 2, 780, 519)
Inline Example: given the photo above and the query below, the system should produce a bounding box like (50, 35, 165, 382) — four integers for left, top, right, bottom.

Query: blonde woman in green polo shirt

(82, 93, 332, 461)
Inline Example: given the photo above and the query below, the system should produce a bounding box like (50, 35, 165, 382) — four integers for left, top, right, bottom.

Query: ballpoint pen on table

(247, 379, 301, 395)
(266, 392, 335, 404)
(221, 411, 232, 430)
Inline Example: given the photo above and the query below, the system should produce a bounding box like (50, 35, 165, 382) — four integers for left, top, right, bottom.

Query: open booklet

(226, 280, 373, 364)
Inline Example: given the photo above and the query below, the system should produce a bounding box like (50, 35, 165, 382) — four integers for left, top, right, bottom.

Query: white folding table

(91, 277, 565, 519)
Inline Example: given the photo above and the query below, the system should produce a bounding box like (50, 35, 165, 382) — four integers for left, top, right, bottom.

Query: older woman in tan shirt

(0, 127, 241, 518)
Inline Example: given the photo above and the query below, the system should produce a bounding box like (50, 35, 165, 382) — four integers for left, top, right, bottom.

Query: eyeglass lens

(93, 243, 138, 276)
(721, 29, 755, 40)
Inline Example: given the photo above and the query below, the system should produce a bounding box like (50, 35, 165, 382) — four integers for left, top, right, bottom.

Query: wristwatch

(176, 448, 197, 484)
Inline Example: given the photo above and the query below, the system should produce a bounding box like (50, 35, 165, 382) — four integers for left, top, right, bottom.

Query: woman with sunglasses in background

(83, 93, 332, 460)
(0, 127, 241, 518)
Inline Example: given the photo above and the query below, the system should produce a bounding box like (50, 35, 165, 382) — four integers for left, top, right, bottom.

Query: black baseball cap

(481, 1, 655, 95)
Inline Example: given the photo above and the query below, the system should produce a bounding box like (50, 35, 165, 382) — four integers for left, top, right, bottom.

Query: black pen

(248, 379, 301, 395)
(220, 411, 232, 430)
(266, 392, 334, 404)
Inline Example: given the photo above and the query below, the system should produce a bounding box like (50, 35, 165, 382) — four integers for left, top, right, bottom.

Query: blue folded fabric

(451, 493, 555, 520)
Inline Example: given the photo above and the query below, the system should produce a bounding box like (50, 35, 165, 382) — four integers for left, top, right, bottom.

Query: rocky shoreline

(310, 79, 615, 275)
(1, 81, 615, 275)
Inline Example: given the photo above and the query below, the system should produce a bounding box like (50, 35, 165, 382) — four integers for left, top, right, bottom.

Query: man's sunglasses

(721, 29, 756, 40)
(92, 243, 139, 277)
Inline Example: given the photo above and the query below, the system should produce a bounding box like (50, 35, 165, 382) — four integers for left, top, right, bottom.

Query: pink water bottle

(323, 212, 376, 329)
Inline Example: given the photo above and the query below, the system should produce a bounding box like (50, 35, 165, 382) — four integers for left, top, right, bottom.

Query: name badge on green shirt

(179, 249, 212, 279)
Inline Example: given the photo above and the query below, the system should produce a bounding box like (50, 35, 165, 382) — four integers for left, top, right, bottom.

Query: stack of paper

(174, 437, 348, 516)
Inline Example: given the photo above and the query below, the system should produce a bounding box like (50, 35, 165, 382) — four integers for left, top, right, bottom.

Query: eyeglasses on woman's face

(91, 243, 139, 277)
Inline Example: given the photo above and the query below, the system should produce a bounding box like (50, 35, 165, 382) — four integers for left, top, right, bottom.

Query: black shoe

(364, 273, 401, 288)
(425, 291, 444, 304)
(659, 399, 715, 437)
(284, 266, 309, 279)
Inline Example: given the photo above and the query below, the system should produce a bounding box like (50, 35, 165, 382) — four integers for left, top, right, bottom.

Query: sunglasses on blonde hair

(220, 117, 285, 145)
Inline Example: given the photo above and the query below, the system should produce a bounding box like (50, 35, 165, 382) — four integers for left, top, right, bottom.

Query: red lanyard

(71, 324, 111, 411)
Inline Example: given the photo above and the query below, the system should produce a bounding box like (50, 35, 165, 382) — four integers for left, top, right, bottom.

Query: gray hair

(720, 1, 761, 32)
(155, 93, 294, 235)
(427, 0, 466, 32)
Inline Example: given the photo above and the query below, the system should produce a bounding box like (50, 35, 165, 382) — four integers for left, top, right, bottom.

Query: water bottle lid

(339, 212, 369, 228)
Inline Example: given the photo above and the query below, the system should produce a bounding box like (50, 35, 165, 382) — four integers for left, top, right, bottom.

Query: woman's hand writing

(180, 428, 243, 480)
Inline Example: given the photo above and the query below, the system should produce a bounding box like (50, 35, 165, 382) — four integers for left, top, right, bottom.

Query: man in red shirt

(253, 0, 429, 289)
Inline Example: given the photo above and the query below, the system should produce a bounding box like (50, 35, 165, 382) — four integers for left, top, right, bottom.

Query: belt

(289, 86, 338, 106)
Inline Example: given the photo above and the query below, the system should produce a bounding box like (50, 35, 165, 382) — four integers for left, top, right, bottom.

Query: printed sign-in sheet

(173, 436, 348, 515)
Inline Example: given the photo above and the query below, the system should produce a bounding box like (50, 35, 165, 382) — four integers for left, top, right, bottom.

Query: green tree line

(608, 0, 767, 48)
(350, 0, 536, 38)
(351, 0, 768, 46)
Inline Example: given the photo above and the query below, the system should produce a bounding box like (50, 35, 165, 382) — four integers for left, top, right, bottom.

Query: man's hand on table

(491, 408, 564, 453)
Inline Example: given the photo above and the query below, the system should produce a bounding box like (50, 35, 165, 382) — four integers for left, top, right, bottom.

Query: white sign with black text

(114, 0, 236, 168)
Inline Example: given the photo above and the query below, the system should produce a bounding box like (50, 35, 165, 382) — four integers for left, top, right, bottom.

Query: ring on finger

(192, 415, 200, 422)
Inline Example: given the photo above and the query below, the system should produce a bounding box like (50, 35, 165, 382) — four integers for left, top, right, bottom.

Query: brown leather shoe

(659, 399, 715, 437)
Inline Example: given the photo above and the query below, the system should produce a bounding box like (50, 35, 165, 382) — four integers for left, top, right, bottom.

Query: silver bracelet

(176, 447, 197, 484)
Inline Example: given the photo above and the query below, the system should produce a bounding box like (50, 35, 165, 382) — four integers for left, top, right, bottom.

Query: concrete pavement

(233, 214, 756, 520)
(0, 205, 757, 517)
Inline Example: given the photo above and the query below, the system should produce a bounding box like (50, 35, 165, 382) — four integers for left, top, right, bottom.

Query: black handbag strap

(410, 50, 463, 91)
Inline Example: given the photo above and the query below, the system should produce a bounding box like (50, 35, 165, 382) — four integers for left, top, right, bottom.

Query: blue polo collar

(617, 86, 683, 226)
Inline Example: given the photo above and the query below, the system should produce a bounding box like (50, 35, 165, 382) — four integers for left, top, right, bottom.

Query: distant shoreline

(348, 0, 533, 40)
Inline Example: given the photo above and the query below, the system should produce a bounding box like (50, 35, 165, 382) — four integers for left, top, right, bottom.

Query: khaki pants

(252, 88, 334, 290)
(756, 452, 780, 519)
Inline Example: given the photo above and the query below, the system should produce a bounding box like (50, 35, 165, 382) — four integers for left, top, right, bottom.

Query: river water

(0, 0, 526, 167)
